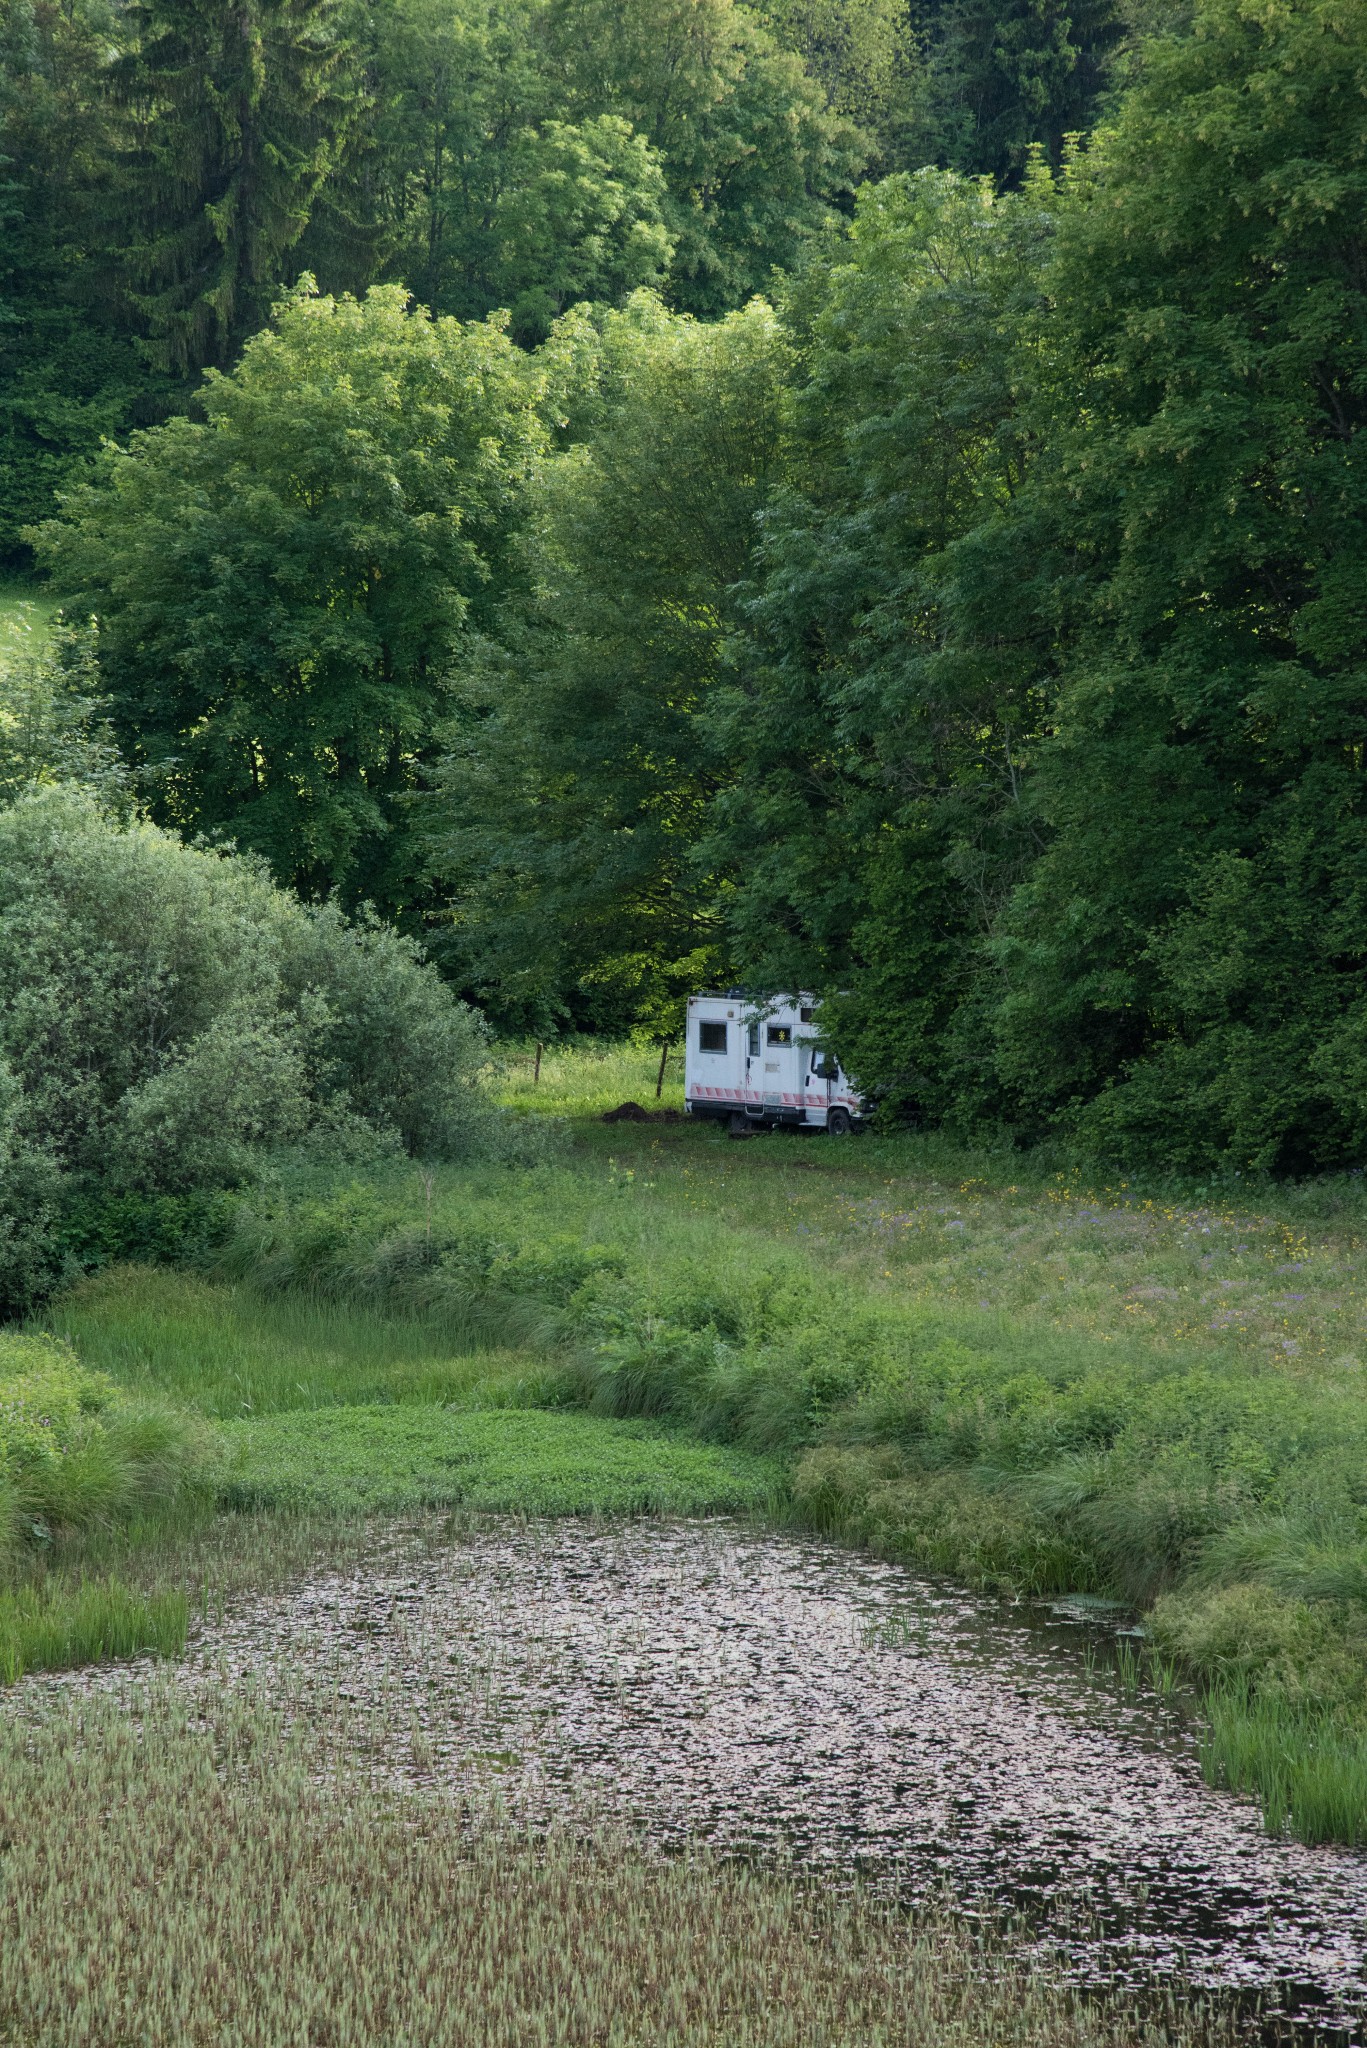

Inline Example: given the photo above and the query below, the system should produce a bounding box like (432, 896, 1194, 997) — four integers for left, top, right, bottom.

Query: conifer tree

(107, 0, 361, 372)
(906, 0, 1124, 181)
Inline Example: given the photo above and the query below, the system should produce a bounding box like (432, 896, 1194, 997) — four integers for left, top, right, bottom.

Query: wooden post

(655, 1038, 670, 1099)
(534, 1040, 543, 1085)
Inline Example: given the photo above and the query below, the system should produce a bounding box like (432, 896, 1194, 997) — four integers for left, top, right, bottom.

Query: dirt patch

(602, 1101, 682, 1123)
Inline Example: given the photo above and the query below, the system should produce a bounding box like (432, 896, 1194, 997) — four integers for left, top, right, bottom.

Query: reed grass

(0, 1577, 187, 1680)
(1201, 1683, 1367, 1848)
(49, 1265, 521, 1418)
(0, 1677, 1240, 2048)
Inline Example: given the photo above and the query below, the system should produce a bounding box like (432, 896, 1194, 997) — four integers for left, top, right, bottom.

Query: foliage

(0, 623, 129, 807)
(220, 1403, 778, 1515)
(0, 787, 492, 1313)
(0, 1329, 211, 1565)
(103, 0, 362, 373)
(529, 0, 860, 317)
(35, 283, 545, 908)
(303, 0, 681, 341)
(759, 0, 916, 154)
(0, 0, 872, 558)
(983, 0, 1367, 1170)
(706, 166, 1052, 1124)
(0, 0, 156, 567)
(427, 292, 791, 1031)
(901, 0, 1126, 181)
(672, 0, 1366, 1173)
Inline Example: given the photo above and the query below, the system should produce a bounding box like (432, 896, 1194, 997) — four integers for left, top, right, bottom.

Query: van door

(800, 1042, 827, 1124)
(743, 1012, 762, 1114)
(759, 1017, 799, 1116)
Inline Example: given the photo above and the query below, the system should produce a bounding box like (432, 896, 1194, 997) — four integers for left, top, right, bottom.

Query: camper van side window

(699, 1021, 727, 1053)
(748, 1023, 759, 1056)
(766, 1025, 793, 1047)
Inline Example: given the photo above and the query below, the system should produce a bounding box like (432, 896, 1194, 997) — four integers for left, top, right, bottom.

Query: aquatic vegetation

(0, 1671, 1244, 2048)
(0, 1577, 186, 1681)
(221, 1405, 779, 1518)
(1201, 1682, 1367, 1850)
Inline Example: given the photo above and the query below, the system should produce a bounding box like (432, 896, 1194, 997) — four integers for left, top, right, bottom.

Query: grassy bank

(29, 1042, 1367, 1843)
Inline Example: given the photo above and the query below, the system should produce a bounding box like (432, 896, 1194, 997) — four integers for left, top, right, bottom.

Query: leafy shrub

(0, 788, 495, 1312)
(50, 1189, 240, 1271)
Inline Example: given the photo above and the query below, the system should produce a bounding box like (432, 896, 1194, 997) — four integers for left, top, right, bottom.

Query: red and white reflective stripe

(689, 1083, 861, 1113)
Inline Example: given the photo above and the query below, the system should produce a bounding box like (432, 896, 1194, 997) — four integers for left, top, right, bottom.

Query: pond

(35, 1517, 1367, 2040)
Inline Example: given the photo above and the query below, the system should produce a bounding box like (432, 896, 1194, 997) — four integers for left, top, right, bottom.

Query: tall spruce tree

(106, 0, 361, 372)
(902, 0, 1125, 182)
(0, 0, 150, 563)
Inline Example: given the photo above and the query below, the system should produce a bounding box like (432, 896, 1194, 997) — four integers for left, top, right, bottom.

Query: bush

(0, 788, 495, 1312)
(0, 1332, 213, 1561)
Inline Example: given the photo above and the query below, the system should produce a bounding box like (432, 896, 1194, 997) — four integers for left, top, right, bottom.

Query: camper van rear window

(699, 1021, 727, 1053)
(766, 1025, 793, 1046)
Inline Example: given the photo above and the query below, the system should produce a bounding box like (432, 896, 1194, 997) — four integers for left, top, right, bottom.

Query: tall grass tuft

(0, 1331, 216, 1562)
(0, 1579, 187, 1681)
(1201, 1682, 1367, 1847)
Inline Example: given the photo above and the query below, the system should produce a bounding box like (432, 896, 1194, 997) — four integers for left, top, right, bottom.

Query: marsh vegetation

(2, 1661, 1253, 2048)
(3, 0, 1364, 2024)
(0, 1049, 1361, 2038)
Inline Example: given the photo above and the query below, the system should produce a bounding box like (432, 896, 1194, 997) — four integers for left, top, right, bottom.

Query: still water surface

(41, 1517, 1367, 2038)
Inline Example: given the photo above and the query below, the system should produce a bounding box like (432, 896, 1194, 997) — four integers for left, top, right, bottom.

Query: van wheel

(826, 1107, 852, 1137)
(728, 1112, 752, 1138)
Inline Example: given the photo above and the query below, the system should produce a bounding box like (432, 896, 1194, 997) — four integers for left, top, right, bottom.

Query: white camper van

(683, 992, 865, 1134)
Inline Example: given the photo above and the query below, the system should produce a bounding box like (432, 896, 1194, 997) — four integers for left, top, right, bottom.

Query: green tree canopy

(704, 168, 1051, 1120)
(425, 291, 791, 1032)
(0, 0, 151, 565)
(903, 0, 1126, 182)
(300, 0, 859, 329)
(984, 0, 1367, 1170)
(35, 282, 547, 909)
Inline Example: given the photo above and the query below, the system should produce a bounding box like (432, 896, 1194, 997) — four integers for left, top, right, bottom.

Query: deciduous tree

(36, 283, 546, 909)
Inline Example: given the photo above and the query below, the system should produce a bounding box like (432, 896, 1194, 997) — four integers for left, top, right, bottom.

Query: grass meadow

(0, 577, 57, 675)
(13, 1041, 1367, 1849)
